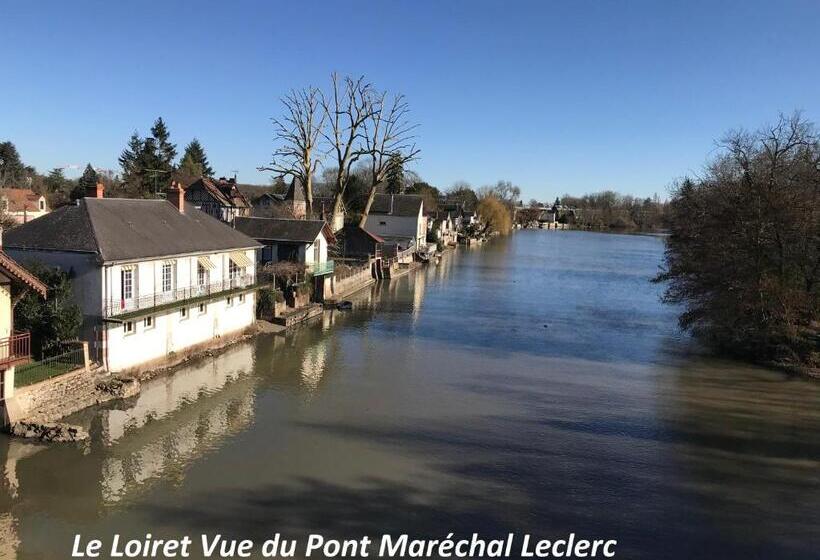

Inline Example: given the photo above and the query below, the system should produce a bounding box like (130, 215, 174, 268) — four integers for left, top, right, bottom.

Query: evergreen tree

(0, 141, 25, 186)
(181, 138, 213, 177)
(119, 131, 144, 186)
(385, 154, 405, 194)
(151, 117, 177, 171)
(45, 168, 67, 193)
(178, 152, 204, 179)
(72, 163, 99, 200)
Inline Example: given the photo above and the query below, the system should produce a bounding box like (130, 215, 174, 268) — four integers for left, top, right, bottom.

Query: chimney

(86, 181, 105, 199)
(167, 181, 185, 213)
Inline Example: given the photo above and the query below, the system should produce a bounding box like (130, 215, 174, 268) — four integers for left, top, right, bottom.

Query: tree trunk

(358, 182, 380, 228)
(305, 173, 313, 218)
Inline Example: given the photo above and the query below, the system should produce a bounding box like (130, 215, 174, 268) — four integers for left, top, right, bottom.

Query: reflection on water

(1, 230, 819, 559)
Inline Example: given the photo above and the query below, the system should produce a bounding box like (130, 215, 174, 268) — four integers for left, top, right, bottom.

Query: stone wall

(328, 264, 375, 302)
(10, 366, 103, 423)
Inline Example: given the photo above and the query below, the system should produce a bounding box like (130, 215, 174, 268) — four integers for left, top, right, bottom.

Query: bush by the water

(656, 113, 819, 372)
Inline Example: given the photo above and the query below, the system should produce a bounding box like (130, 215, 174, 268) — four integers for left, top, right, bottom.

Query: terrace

(104, 274, 256, 319)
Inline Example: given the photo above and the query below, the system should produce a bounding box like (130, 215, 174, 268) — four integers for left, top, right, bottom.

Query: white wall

(363, 212, 426, 248)
(106, 290, 256, 372)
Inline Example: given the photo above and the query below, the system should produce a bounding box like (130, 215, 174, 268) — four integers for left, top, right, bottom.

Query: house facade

(0, 246, 47, 425)
(0, 188, 48, 224)
(5, 183, 260, 372)
(428, 210, 458, 245)
(234, 217, 334, 273)
(362, 194, 427, 251)
(185, 177, 251, 223)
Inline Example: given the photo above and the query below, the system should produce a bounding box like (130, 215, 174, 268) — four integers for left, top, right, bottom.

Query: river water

(1, 230, 819, 559)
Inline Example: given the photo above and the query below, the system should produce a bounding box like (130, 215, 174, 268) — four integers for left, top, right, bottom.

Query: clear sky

(3, 0, 819, 201)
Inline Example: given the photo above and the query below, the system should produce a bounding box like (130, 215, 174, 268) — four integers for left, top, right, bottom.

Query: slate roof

(4, 198, 260, 263)
(369, 194, 423, 217)
(234, 217, 330, 244)
(285, 178, 305, 202)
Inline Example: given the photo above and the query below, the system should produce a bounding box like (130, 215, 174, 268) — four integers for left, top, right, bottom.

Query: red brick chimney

(86, 181, 105, 199)
(168, 181, 185, 213)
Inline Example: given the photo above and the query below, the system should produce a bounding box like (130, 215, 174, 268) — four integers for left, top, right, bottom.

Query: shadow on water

(1, 230, 819, 559)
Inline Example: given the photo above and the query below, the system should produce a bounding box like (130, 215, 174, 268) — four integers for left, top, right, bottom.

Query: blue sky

(3, 0, 819, 201)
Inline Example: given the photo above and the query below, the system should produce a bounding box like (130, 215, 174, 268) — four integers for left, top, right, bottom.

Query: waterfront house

(234, 216, 336, 301)
(0, 239, 48, 425)
(362, 193, 427, 251)
(234, 216, 334, 272)
(335, 224, 384, 260)
(4, 183, 261, 373)
(185, 177, 251, 223)
(0, 188, 48, 224)
(428, 210, 458, 245)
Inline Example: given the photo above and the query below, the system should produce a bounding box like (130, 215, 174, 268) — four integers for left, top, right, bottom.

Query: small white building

(5, 183, 261, 372)
(362, 194, 426, 251)
(0, 188, 48, 224)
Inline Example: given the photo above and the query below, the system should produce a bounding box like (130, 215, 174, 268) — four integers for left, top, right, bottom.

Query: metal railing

(0, 332, 31, 368)
(14, 343, 85, 388)
(104, 274, 255, 317)
(307, 260, 335, 277)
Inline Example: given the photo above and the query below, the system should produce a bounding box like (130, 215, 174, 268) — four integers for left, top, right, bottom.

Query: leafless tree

(320, 74, 377, 228)
(259, 86, 325, 216)
(358, 91, 420, 226)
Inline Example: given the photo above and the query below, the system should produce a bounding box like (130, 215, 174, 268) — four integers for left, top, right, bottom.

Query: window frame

(161, 262, 175, 293)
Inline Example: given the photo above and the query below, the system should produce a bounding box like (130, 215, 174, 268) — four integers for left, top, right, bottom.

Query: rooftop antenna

(231, 170, 239, 181)
(144, 168, 171, 197)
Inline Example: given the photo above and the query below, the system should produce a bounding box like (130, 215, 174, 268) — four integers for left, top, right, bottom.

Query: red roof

(0, 188, 45, 213)
(0, 250, 47, 297)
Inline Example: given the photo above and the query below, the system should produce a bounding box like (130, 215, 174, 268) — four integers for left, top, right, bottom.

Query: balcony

(307, 260, 335, 277)
(0, 332, 32, 369)
(104, 275, 256, 318)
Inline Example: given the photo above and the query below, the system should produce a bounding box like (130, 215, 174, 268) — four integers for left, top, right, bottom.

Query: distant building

(5, 182, 260, 372)
(428, 210, 458, 245)
(253, 180, 345, 231)
(0, 188, 48, 224)
(185, 177, 251, 223)
(362, 194, 427, 251)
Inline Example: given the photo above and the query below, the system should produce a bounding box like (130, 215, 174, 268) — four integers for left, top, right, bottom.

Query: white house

(428, 210, 458, 246)
(0, 188, 48, 224)
(233, 216, 336, 300)
(4, 183, 261, 372)
(362, 194, 426, 251)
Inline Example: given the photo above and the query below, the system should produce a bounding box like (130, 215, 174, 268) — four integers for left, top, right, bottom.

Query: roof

(234, 217, 333, 244)
(186, 177, 251, 209)
(5, 198, 261, 263)
(0, 250, 47, 297)
(0, 188, 44, 213)
(369, 194, 423, 217)
(341, 224, 384, 243)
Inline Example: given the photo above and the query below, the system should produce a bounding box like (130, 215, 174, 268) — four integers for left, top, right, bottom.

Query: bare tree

(358, 91, 421, 226)
(259, 86, 325, 216)
(320, 74, 377, 228)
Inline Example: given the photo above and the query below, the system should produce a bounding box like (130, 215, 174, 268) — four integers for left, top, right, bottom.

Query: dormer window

(39, 199, 45, 211)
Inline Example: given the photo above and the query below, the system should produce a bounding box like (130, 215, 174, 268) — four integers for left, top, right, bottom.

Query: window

(180, 307, 188, 319)
(198, 303, 206, 314)
(121, 269, 134, 301)
(123, 321, 134, 335)
(39, 199, 45, 211)
(229, 259, 240, 280)
(313, 242, 320, 265)
(162, 262, 175, 293)
(197, 262, 208, 286)
(239, 294, 245, 304)
(144, 316, 153, 329)
(226, 296, 233, 306)
(379, 221, 387, 226)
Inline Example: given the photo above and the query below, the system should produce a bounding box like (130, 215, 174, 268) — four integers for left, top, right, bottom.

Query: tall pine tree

(181, 138, 213, 177)
(72, 163, 99, 200)
(151, 117, 177, 171)
(385, 154, 405, 194)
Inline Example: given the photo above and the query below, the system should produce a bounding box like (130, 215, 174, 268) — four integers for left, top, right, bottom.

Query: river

(1, 230, 819, 559)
